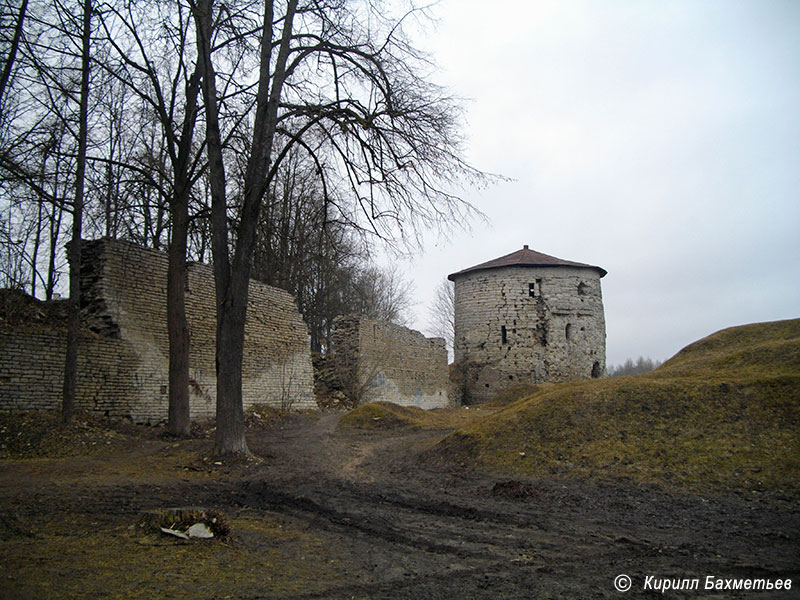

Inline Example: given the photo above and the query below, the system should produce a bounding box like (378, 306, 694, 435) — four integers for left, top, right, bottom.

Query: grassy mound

(339, 402, 439, 431)
(338, 400, 505, 432)
(653, 318, 800, 380)
(426, 319, 800, 493)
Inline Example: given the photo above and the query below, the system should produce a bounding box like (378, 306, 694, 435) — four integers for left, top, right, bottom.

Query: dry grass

(0, 410, 138, 459)
(424, 318, 800, 493)
(338, 385, 540, 433)
(2, 511, 345, 599)
(338, 401, 491, 432)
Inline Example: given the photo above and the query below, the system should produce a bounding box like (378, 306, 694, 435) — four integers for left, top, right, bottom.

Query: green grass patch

(425, 318, 800, 493)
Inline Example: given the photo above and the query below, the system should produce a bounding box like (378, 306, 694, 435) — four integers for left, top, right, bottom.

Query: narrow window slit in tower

(501, 325, 508, 345)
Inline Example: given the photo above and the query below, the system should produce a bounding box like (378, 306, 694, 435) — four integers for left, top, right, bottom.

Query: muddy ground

(1, 411, 798, 599)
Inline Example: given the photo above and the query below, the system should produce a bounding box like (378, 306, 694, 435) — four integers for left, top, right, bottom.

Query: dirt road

(1, 412, 798, 598)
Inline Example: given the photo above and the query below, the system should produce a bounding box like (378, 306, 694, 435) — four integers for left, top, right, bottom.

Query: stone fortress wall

(1, 240, 608, 418)
(330, 315, 451, 409)
(0, 238, 315, 422)
(452, 252, 606, 403)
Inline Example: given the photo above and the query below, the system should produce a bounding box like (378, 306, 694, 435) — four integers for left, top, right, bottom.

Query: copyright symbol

(614, 574, 632, 592)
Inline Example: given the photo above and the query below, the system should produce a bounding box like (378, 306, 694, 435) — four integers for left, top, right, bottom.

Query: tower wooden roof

(447, 245, 607, 281)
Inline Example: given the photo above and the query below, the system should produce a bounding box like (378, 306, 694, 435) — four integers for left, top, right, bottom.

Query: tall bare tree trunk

(166, 198, 190, 436)
(62, 0, 91, 425)
(193, 0, 245, 455)
(166, 70, 201, 437)
(193, 0, 297, 456)
(213, 273, 250, 454)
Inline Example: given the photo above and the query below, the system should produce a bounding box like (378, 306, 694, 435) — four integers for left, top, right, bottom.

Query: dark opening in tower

(591, 361, 602, 378)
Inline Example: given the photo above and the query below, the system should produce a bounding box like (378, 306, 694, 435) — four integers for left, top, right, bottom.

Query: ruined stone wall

(453, 266, 605, 402)
(331, 316, 451, 409)
(0, 238, 315, 421)
(0, 324, 141, 417)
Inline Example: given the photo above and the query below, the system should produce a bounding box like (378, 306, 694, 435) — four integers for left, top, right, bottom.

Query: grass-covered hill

(425, 318, 800, 493)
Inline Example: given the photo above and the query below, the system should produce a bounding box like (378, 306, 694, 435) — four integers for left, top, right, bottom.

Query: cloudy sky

(392, 0, 800, 366)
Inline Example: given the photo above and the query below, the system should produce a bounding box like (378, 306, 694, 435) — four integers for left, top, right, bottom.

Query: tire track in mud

(224, 479, 614, 600)
(28, 474, 798, 599)
(230, 479, 558, 562)
(2, 475, 596, 567)
(4, 412, 799, 599)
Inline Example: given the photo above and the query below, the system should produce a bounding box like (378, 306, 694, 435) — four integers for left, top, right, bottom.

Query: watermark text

(614, 574, 793, 594)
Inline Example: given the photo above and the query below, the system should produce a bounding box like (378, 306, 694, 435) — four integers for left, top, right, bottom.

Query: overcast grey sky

(394, 0, 800, 366)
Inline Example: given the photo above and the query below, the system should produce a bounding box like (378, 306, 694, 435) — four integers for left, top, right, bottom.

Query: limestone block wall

(331, 316, 451, 409)
(0, 324, 140, 417)
(453, 266, 606, 402)
(0, 238, 315, 421)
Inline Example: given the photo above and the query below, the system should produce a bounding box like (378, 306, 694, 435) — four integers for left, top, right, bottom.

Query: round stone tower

(448, 245, 607, 403)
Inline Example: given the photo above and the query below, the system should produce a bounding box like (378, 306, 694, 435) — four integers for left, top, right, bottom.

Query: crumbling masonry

(449, 245, 607, 403)
(1, 240, 603, 418)
(0, 238, 315, 422)
(328, 315, 451, 409)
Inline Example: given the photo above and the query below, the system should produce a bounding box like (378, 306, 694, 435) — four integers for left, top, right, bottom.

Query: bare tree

(252, 149, 355, 351)
(252, 150, 413, 350)
(0, 116, 70, 300)
(95, 0, 205, 436)
(62, 0, 92, 425)
(192, 0, 299, 456)
(1, 0, 105, 305)
(191, 0, 486, 456)
(349, 264, 413, 325)
(608, 356, 662, 377)
(427, 278, 454, 360)
(0, 0, 28, 106)
(1, 0, 488, 447)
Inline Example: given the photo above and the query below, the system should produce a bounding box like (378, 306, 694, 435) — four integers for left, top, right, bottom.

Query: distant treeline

(607, 357, 663, 377)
